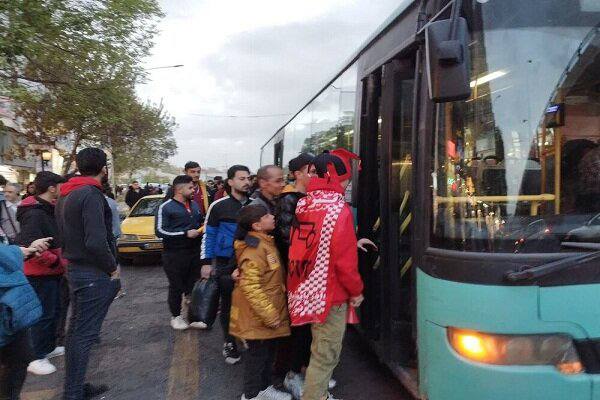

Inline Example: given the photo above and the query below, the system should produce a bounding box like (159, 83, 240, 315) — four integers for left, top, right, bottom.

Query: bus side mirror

(426, 17, 471, 103)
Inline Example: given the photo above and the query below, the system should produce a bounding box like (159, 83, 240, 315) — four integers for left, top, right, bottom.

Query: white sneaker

(27, 359, 57, 375)
(283, 372, 304, 399)
(257, 385, 292, 400)
(189, 321, 208, 329)
(170, 315, 189, 330)
(328, 377, 337, 390)
(46, 346, 65, 359)
(324, 393, 341, 400)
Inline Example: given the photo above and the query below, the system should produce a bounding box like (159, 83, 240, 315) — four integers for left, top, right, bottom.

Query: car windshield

(431, 0, 600, 253)
(129, 197, 163, 217)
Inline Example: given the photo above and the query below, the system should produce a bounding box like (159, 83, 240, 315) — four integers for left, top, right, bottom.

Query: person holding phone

(16, 171, 67, 376)
(0, 238, 51, 400)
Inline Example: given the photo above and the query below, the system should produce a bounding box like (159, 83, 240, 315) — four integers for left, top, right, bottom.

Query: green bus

(261, 1, 600, 398)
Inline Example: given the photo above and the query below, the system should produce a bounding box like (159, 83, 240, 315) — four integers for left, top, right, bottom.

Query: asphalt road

(22, 261, 411, 400)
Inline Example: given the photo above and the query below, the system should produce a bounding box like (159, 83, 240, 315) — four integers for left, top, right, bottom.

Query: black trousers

(244, 339, 277, 398)
(162, 248, 200, 317)
(273, 324, 312, 376)
(56, 274, 70, 347)
(27, 276, 61, 359)
(0, 331, 34, 400)
(290, 324, 312, 373)
(215, 270, 235, 344)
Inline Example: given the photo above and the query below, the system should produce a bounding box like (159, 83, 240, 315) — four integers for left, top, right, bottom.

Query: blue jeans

(27, 276, 61, 360)
(63, 268, 120, 400)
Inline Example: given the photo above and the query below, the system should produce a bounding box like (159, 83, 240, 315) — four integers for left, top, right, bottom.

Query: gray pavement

(22, 262, 411, 400)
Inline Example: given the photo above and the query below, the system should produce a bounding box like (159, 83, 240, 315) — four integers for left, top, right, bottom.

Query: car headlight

(120, 234, 138, 241)
(447, 327, 583, 374)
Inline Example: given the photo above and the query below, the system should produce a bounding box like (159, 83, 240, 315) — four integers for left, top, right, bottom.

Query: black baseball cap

(34, 171, 66, 194)
(288, 153, 315, 173)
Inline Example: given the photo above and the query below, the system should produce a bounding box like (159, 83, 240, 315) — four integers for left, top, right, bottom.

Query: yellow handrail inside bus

(434, 194, 556, 203)
(434, 194, 556, 216)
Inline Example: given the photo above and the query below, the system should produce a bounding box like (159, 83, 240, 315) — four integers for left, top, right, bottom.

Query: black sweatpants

(162, 248, 200, 317)
(215, 268, 235, 344)
(290, 324, 312, 373)
(243, 339, 277, 398)
(273, 324, 312, 376)
(0, 331, 34, 400)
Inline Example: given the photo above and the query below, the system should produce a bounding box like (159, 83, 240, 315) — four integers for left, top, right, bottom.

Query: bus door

(380, 57, 416, 366)
(357, 70, 383, 342)
(357, 57, 416, 365)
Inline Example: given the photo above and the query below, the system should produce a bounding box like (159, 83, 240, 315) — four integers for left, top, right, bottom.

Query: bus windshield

(432, 0, 600, 253)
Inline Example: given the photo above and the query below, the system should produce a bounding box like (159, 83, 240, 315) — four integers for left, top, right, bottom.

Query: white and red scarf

(287, 188, 345, 325)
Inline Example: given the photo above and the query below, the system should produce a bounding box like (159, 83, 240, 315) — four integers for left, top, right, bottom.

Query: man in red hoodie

(288, 149, 364, 400)
(16, 171, 67, 376)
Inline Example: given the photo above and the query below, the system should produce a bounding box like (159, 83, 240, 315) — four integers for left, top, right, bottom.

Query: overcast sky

(136, 0, 401, 171)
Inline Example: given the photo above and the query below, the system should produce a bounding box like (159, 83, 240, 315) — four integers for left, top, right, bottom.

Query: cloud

(137, 0, 401, 171)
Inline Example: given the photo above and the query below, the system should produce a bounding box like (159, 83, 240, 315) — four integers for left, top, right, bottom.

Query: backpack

(0, 245, 42, 347)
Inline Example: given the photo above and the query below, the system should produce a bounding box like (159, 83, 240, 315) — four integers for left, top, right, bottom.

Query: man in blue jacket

(156, 175, 202, 330)
(200, 165, 251, 364)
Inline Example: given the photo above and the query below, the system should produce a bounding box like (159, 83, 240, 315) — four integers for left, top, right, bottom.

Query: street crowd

(0, 147, 376, 400)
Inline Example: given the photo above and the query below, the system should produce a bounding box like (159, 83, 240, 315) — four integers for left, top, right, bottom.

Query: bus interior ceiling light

(447, 328, 584, 374)
(470, 70, 507, 88)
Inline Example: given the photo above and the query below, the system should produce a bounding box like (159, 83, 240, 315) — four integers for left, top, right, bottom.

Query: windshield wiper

(504, 251, 600, 283)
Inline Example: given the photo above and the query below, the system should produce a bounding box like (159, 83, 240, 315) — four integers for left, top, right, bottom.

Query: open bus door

(357, 56, 417, 369)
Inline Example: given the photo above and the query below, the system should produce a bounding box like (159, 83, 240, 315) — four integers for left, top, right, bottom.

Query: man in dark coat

(55, 148, 120, 400)
(124, 180, 145, 209)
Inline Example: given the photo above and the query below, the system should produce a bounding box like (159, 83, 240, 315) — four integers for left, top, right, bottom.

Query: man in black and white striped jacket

(155, 175, 202, 331)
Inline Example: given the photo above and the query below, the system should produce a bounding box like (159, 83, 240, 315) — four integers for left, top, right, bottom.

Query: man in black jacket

(248, 165, 285, 214)
(155, 175, 202, 330)
(272, 153, 319, 396)
(55, 148, 120, 400)
(124, 180, 145, 209)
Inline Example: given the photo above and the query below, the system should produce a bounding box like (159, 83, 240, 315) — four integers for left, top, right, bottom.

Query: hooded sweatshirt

(16, 196, 66, 276)
(55, 176, 117, 275)
(287, 176, 363, 325)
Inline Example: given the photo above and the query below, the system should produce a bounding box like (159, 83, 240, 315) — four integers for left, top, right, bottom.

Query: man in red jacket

(288, 149, 364, 400)
(15, 171, 67, 376)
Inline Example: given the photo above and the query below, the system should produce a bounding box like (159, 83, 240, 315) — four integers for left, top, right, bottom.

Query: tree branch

(0, 72, 70, 86)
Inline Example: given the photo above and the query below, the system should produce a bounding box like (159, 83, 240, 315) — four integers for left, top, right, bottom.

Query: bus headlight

(447, 327, 584, 374)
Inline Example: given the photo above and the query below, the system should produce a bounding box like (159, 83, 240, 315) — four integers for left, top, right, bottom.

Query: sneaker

(170, 315, 189, 330)
(83, 383, 109, 399)
(27, 358, 57, 375)
(181, 295, 191, 322)
(324, 393, 340, 400)
(257, 385, 292, 400)
(46, 346, 65, 359)
(189, 321, 208, 329)
(222, 342, 241, 364)
(328, 377, 337, 390)
(283, 372, 304, 399)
